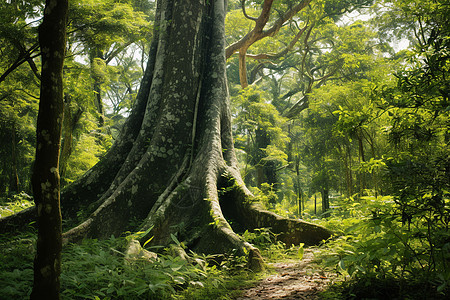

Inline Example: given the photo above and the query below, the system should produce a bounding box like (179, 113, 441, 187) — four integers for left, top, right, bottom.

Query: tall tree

(1, 0, 330, 264)
(30, 0, 68, 298)
(60, 0, 330, 259)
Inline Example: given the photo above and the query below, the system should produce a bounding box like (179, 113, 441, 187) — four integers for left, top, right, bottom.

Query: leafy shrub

(315, 195, 450, 298)
(241, 227, 279, 246)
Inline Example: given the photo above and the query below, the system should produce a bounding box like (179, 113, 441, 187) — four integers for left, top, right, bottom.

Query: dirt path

(235, 249, 333, 300)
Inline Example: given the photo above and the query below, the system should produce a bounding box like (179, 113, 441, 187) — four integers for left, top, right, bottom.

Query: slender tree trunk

(253, 127, 277, 189)
(239, 47, 249, 88)
(0, 161, 6, 195)
(344, 147, 351, 197)
(321, 188, 329, 215)
(295, 155, 301, 216)
(93, 80, 104, 126)
(358, 132, 366, 194)
(347, 142, 353, 195)
(339, 143, 352, 197)
(10, 123, 20, 193)
(314, 193, 317, 215)
(90, 50, 106, 127)
(60, 95, 83, 185)
(30, 0, 68, 298)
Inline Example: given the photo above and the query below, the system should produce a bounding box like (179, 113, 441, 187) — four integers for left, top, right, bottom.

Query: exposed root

(220, 166, 332, 246)
(242, 203, 332, 245)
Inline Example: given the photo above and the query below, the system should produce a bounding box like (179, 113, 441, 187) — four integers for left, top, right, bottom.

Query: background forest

(1, 0, 449, 299)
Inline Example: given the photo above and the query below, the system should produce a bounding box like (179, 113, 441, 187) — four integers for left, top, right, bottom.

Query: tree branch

(260, 0, 311, 39)
(246, 24, 308, 60)
(226, 0, 274, 59)
(226, 0, 311, 60)
(27, 57, 41, 81)
(0, 43, 39, 84)
(241, 0, 258, 21)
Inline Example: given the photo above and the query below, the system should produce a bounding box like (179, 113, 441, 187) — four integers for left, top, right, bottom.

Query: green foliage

(173, 248, 258, 300)
(0, 54, 39, 194)
(232, 86, 289, 188)
(225, 7, 256, 45)
(242, 227, 280, 247)
(64, 132, 111, 185)
(250, 183, 279, 208)
(61, 237, 203, 299)
(0, 192, 34, 218)
(0, 232, 35, 299)
(233, 86, 289, 147)
(301, 2, 450, 297)
(0, 0, 152, 195)
(69, 0, 150, 53)
(313, 195, 450, 298)
(105, 53, 143, 115)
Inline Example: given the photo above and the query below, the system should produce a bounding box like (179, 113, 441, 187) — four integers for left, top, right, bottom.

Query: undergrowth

(3, 191, 448, 299)
(0, 229, 260, 300)
(307, 195, 450, 300)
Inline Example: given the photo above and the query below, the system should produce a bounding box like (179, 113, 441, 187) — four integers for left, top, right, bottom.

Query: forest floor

(235, 248, 337, 300)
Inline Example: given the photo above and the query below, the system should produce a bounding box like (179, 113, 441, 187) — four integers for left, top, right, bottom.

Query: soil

(235, 249, 335, 300)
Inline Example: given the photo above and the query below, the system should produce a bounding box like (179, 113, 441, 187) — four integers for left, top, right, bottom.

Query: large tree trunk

(30, 0, 68, 298)
(2, 0, 331, 267)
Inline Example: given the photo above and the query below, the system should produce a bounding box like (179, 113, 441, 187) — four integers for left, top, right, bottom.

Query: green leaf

(437, 282, 446, 293)
(142, 236, 154, 248)
(173, 276, 186, 284)
(298, 243, 305, 260)
(170, 233, 181, 246)
(170, 264, 184, 272)
(339, 259, 346, 271)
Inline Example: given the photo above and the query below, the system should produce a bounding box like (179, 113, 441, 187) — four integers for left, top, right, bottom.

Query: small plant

(60, 236, 224, 299)
(242, 227, 278, 246)
(250, 183, 279, 209)
(0, 230, 35, 299)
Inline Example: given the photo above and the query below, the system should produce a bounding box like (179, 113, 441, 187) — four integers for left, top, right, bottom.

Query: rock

(125, 239, 158, 261)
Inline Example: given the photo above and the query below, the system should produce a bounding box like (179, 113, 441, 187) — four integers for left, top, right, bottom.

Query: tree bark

(30, 0, 68, 298)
